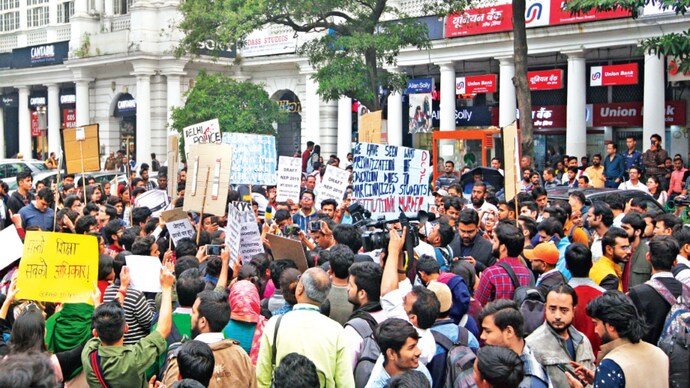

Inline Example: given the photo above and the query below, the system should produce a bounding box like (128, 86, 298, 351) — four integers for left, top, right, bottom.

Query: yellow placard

(17, 231, 98, 304)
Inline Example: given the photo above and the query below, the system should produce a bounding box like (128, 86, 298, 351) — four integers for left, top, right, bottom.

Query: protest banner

(222, 132, 277, 185)
(63, 124, 100, 174)
(183, 143, 233, 218)
(352, 143, 431, 218)
(160, 209, 195, 246)
(182, 119, 221, 158)
(134, 189, 170, 218)
(125, 255, 163, 293)
(316, 165, 350, 205)
(229, 201, 264, 259)
(17, 231, 98, 304)
(276, 156, 302, 203)
(0, 225, 24, 271)
(224, 203, 242, 266)
(266, 234, 308, 273)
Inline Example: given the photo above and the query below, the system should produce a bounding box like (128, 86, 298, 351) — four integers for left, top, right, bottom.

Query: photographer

(307, 217, 337, 252)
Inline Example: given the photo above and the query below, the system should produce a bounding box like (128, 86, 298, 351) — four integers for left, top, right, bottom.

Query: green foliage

(170, 71, 286, 156)
(177, 0, 471, 111)
(565, 0, 690, 72)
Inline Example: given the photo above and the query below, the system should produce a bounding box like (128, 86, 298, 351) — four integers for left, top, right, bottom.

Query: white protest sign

(230, 202, 264, 259)
(134, 189, 170, 218)
(0, 225, 24, 271)
(352, 143, 431, 218)
(225, 203, 242, 266)
(222, 132, 277, 185)
(276, 156, 302, 203)
(125, 255, 163, 293)
(316, 165, 350, 205)
(182, 119, 221, 157)
(168, 218, 195, 246)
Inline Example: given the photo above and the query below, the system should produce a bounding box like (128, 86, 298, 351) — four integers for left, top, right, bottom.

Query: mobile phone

(206, 244, 222, 256)
(309, 220, 322, 233)
(284, 225, 301, 236)
(556, 364, 581, 381)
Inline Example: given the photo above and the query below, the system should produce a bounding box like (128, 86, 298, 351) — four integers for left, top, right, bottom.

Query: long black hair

(8, 305, 46, 354)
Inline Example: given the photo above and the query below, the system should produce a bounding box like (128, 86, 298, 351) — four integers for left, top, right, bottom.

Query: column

(165, 74, 182, 126)
(438, 62, 456, 132)
(301, 66, 320, 150)
(337, 97, 352, 164)
(18, 86, 30, 159)
(387, 91, 403, 146)
(0, 107, 5, 159)
(565, 51, 587, 159)
(46, 84, 60, 155)
(135, 73, 152, 165)
(498, 57, 517, 127)
(75, 79, 91, 126)
(643, 53, 665, 150)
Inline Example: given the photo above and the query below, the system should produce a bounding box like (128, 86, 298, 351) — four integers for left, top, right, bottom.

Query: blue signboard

(406, 78, 434, 94)
(431, 100, 493, 127)
(11, 41, 69, 68)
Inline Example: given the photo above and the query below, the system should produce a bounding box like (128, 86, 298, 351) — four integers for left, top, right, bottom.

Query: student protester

(473, 346, 525, 388)
(589, 227, 630, 291)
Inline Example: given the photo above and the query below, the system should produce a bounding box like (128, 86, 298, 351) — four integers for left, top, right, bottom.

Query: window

(58, 1, 75, 24)
(0, 0, 18, 32)
(27, 0, 49, 28)
(114, 0, 134, 15)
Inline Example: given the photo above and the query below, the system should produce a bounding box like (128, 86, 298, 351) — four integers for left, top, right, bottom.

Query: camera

(206, 244, 222, 256)
(357, 207, 435, 252)
(284, 224, 301, 236)
(309, 220, 322, 233)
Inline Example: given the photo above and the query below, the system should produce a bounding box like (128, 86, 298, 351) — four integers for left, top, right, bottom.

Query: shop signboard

(528, 69, 563, 90)
(63, 108, 76, 128)
(592, 101, 686, 127)
(590, 63, 638, 86)
(431, 101, 493, 127)
(406, 78, 434, 93)
(241, 25, 297, 57)
(11, 41, 69, 68)
(0, 94, 18, 108)
(31, 111, 41, 137)
(455, 74, 497, 95)
(668, 57, 690, 82)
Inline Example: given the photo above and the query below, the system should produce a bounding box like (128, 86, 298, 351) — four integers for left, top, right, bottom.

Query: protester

(449, 209, 494, 273)
(589, 227, 630, 291)
(473, 346, 525, 388)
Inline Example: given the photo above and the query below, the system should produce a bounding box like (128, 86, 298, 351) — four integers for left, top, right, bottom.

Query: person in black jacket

(449, 209, 495, 273)
(7, 171, 35, 215)
(628, 235, 686, 344)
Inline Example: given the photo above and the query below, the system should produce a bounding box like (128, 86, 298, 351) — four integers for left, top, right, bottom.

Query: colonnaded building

(0, 0, 688, 170)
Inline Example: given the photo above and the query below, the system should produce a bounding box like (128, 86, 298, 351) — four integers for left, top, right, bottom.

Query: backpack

(446, 275, 471, 325)
(430, 326, 477, 388)
(497, 262, 544, 336)
(345, 317, 380, 388)
(647, 279, 690, 388)
(673, 263, 690, 281)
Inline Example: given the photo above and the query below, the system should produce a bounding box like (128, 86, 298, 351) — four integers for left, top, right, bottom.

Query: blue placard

(406, 78, 434, 94)
(222, 133, 277, 185)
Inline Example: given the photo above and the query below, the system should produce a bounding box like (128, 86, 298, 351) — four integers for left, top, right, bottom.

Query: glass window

(0, 0, 18, 32)
(114, 0, 134, 15)
(58, 1, 74, 24)
(27, 3, 49, 28)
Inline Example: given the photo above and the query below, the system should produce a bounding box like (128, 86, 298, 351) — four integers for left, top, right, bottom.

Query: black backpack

(429, 326, 477, 388)
(497, 262, 544, 336)
(345, 317, 380, 388)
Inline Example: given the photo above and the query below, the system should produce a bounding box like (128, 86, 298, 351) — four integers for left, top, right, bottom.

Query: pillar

(46, 84, 60, 155)
(643, 53, 666, 150)
(0, 107, 5, 159)
(387, 91, 403, 146)
(565, 51, 587, 159)
(135, 73, 152, 165)
(18, 86, 30, 159)
(438, 62, 456, 132)
(337, 97, 352, 165)
(75, 79, 91, 126)
(301, 66, 320, 150)
(165, 74, 182, 127)
(498, 57, 517, 127)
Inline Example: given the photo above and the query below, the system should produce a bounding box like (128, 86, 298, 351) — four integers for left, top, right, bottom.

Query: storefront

(60, 89, 76, 130)
(1, 94, 18, 158)
(29, 92, 47, 159)
(113, 93, 137, 160)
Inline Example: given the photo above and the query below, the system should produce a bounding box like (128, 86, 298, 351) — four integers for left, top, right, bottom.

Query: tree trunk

(512, 0, 534, 159)
(364, 47, 381, 112)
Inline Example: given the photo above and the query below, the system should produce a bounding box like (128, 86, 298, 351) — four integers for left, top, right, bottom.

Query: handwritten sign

(134, 189, 170, 218)
(183, 144, 233, 217)
(0, 225, 24, 271)
(222, 132, 277, 185)
(276, 156, 302, 202)
(316, 165, 350, 205)
(125, 255, 162, 293)
(229, 202, 264, 259)
(183, 119, 221, 157)
(225, 203, 242, 266)
(352, 143, 430, 218)
(17, 232, 98, 304)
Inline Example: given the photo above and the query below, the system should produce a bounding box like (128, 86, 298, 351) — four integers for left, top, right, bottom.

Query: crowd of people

(0, 136, 687, 388)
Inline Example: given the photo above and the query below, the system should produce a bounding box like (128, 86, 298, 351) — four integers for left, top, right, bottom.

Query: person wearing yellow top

(584, 154, 605, 189)
(589, 227, 630, 291)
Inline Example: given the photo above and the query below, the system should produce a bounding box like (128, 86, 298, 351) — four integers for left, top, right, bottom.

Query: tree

(170, 71, 286, 155)
(565, 0, 690, 72)
(512, 0, 535, 158)
(176, 0, 468, 111)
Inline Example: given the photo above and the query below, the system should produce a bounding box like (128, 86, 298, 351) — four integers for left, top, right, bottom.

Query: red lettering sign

(592, 101, 686, 126)
(590, 63, 638, 86)
(527, 69, 564, 90)
(455, 74, 497, 95)
(445, 4, 512, 37)
(63, 108, 76, 128)
(548, 0, 630, 25)
(31, 111, 40, 137)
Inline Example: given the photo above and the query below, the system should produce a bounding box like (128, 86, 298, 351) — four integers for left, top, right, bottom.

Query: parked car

(546, 187, 667, 214)
(0, 159, 51, 180)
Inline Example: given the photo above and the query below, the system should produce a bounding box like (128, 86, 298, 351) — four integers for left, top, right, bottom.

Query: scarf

(45, 303, 94, 380)
(347, 301, 382, 331)
(228, 280, 266, 365)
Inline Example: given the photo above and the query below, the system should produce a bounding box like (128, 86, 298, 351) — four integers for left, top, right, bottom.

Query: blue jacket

(19, 202, 54, 231)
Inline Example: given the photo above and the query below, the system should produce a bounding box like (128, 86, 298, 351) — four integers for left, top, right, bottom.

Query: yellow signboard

(17, 231, 98, 304)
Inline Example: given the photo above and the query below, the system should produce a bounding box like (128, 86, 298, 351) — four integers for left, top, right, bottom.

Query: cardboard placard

(352, 143, 431, 218)
(266, 234, 308, 273)
(276, 156, 302, 203)
(502, 121, 520, 202)
(125, 255, 163, 293)
(359, 111, 383, 144)
(167, 132, 180, 199)
(17, 232, 98, 304)
(183, 143, 233, 217)
(182, 119, 222, 158)
(316, 165, 350, 205)
(160, 208, 188, 223)
(222, 132, 277, 185)
(63, 124, 100, 174)
(0, 225, 24, 272)
(134, 189, 170, 218)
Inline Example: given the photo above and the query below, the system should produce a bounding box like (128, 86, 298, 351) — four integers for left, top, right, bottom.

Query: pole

(514, 134, 520, 223)
(52, 149, 62, 232)
(196, 167, 211, 245)
(79, 140, 87, 205)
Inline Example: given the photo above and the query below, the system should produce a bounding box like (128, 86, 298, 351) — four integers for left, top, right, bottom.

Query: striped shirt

(103, 282, 154, 345)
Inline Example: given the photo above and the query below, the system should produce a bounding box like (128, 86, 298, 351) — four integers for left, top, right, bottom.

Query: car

(0, 159, 52, 180)
(546, 187, 667, 214)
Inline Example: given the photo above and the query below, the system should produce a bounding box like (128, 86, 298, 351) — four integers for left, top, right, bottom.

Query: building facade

(0, 0, 687, 170)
